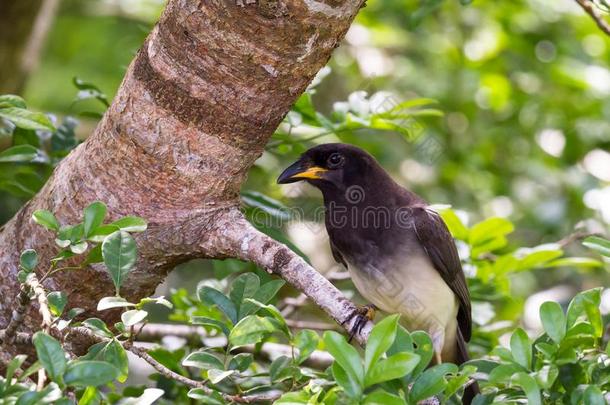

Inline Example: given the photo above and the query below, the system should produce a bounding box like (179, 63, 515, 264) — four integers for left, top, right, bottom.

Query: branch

(2, 287, 30, 345)
(132, 323, 335, 369)
(218, 210, 373, 345)
(67, 327, 284, 404)
(575, 0, 610, 36)
(26, 274, 53, 334)
(23, 273, 53, 390)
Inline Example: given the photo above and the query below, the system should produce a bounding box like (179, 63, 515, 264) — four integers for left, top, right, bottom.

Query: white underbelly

(347, 255, 458, 336)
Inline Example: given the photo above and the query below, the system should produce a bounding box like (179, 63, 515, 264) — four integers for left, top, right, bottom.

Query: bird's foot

(341, 304, 377, 342)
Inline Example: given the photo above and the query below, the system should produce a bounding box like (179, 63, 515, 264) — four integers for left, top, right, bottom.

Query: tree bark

(0, 0, 372, 355)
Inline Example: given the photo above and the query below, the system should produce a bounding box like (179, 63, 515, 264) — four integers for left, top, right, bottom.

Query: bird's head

(277, 143, 379, 192)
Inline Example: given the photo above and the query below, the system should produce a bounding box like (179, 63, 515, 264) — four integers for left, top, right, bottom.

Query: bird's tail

(456, 328, 480, 405)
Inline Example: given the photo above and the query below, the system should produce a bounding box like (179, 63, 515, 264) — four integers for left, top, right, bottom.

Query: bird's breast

(345, 252, 458, 335)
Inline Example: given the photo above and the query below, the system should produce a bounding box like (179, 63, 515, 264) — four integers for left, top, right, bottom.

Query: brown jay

(278, 143, 478, 402)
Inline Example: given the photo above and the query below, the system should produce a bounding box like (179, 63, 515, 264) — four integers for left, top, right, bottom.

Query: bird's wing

(411, 206, 472, 340)
(330, 239, 347, 268)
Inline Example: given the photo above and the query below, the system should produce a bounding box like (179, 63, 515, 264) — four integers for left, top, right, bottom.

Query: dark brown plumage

(278, 143, 478, 404)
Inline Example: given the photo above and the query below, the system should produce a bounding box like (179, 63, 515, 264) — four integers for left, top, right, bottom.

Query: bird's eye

(327, 153, 344, 168)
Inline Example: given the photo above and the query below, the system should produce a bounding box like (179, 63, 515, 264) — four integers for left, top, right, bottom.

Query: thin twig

(556, 230, 598, 248)
(24, 273, 52, 391)
(26, 274, 53, 334)
(126, 344, 206, 388)
(574, 0, 610, 36)
(68, 327, 283, 403)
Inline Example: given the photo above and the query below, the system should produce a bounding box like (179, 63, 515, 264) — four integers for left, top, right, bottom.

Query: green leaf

(365, 314, 399, 374)
(229, 315, 276, 346)
(445, 365, 476, 398)
(534, 364, 558, 389)
(5, 354, 27, 387)
(230, 273, 260, 318)
(72, 77, 110, 107)
(566, 288, 603, 337)
(239, 279, 285, 318)
(110, 216, 147, 232)
(82, 318, 114, 338)
(387, 325, 413, 356)
(269, 355, 292, 382)
(410, 331, 434, 377)
(197, 285, 238, 325)
(208, 369, 237, 384)
(102, 230, 137, 295)
(583, 235, 610, 258)
(0, 94, 27, 108)
(15, 382, 61, 405)
(77, 386, 100, 405)
(469, 217, 514, 246)
(121, 309, 148, 326)
(113, 388, 164, 405)
(539, 301, 566, 344)
(19, 249, 37, 271)
(510, 328, 532, 370)
(32, 332, 67, 383)
(435, 207, 469, 240)
(363, 389, 406, 405)
(182, 351, 224, 370)
(511, 372, 541, 405)
(242, 191, 292, 221)
(191, 316, 231, 337)
(535, 342, 557, 359)
(275, 391, 310, 404)
(70, 241, 88, 254)
(19, 360, 42, 382)
(547, 257, 601, 269)
(294, 329, 319, 364)
(56, 224, 84, 245)
(583, 385, 606, 405)
(409, 363, 458, 403)
(47, 291, 67, 317)
(0, 107, 54, 131)
(66, 307, 84, 320)
(32, 210, 59, 231)
(323, 331, 364, 386)
(138, 296, 173, 309)
(228, 353, 253, 371)
(516, 249, 563, 270)
(332, 362, 362, 399)
(100, 340, 129, 383)
(488, 363, 522, 384)
(83, 201, 107, 236)
(188, 388, 225, 403)
(0, 145, 38, 163)
(97, 296, 135, 311)
(63, 360, 119, 387)
(87, 224, 120, 242)
(242, 298, 290, 337)
(365, 351, 420, 387)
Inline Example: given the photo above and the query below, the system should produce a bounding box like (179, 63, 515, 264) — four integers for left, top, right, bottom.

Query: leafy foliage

(2, 0, 610, 401)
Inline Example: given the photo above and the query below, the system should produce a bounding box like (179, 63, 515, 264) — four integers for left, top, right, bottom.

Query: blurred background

(1, 0, 609, 377)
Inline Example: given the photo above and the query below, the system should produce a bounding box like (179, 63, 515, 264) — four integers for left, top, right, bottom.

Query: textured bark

(0, 0, 59, 94)
(0, 0, 370, 352)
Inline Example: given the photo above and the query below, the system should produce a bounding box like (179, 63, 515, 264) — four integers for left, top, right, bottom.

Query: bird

(277, 143, 478, 403)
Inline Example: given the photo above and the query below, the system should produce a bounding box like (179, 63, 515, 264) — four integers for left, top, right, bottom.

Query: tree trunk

(0, 0, 371, 355)
(0, 0, 60, 94)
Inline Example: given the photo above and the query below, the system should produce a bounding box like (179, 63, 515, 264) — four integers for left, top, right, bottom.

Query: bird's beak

(277, 160, 327, 184)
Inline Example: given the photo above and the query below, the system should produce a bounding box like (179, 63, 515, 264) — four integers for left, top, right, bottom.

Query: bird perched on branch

(278, 143, 478, 403)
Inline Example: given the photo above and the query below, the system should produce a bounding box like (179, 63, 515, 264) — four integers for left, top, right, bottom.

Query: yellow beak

(277, 163, 328, 183)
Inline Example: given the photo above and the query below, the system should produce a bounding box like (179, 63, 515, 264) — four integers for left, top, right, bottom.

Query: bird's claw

(342, 304, 376, 342)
